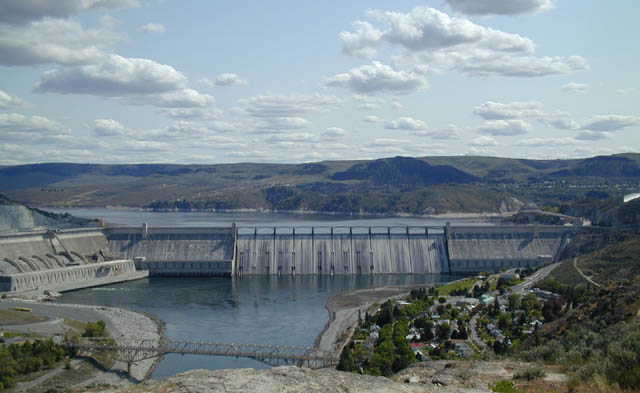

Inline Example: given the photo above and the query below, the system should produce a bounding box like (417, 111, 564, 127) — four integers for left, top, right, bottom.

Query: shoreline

(41, 205, 512, 221)
(0, 298, 164, 385)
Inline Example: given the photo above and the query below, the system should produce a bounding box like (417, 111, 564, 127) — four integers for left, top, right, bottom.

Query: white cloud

(363, 115, 384, 123)
(157, 107, 223, 121)
(545, 117, 580, 130)
(202, 73, 248, 87)
(453, 53, 589, 77)
(136, 89, 215, 108)
(256, 117, 310, 131)
(515, 137, 577, 147)
(341, 8, 588, 80)
(266, 132, 319, 144)
(139, 23, 166, 34)
(93, 118, 129, 136)
(325, 61, 428, 95)
(385, 116, 428, 130)
(323, 127, 347, 138)
(353, 94, 385, 111)
(242, 93, 340, 117)
(35, 54, 188, 96)
(0, 113, 69, 138)
(562, 82, 590, 94)
(369, 7, 534, 53)
(474, 101, 544, 120)
(0, 19, 119, 66)
(446, 0, 554, 15)
(470, 135, 499, 147)
(0, 0, 139, 25)
(340, 21, 383, 58)
(414, 124, 463, 140)
(580, 115, 640, 132)
(477, 119, 531, 136)
(0, 90, 25, 109)
(617, 88, 639, 95)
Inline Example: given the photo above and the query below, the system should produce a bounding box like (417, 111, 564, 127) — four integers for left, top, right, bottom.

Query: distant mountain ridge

(1, 153, 639, 215)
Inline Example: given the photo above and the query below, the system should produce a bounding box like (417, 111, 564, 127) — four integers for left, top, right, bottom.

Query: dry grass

(0, 309, 48, 325)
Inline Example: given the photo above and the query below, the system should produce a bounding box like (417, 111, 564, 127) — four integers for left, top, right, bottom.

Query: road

(509, 263, 560, 294)
(572, 257, 603, 288)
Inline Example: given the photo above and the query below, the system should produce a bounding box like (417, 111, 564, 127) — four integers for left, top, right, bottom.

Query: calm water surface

(49, 210, 479, 378)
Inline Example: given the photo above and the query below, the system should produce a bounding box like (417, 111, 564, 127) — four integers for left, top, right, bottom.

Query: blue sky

(0, 0, 638, 165)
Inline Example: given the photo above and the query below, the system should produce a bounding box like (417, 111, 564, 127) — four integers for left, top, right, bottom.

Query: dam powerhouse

(0, 224, 574, 293)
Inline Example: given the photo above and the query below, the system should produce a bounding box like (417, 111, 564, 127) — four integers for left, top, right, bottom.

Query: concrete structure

(105, 226, 235, 277)
(0, 228, 147, 293)
(1, 224, 576, 288)
(446, 225, 574, 273)
(236, 226, 447, 276)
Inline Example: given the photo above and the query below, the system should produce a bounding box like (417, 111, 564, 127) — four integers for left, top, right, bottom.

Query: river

(49, 209, 485, 378)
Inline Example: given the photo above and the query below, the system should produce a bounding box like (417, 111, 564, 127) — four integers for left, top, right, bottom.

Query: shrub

(513, 366, 546, 381)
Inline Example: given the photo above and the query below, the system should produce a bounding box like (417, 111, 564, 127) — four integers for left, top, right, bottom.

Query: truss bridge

(64, 338, 338, 371)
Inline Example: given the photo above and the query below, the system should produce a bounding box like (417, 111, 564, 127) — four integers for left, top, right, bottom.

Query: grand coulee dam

(0, 223, 574, 294)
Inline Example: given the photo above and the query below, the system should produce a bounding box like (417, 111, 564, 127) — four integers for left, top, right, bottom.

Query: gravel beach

(0, 299, 162, 383)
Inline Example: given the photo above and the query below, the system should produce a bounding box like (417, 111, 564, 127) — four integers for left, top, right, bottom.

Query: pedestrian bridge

(64, 338, 338, 370)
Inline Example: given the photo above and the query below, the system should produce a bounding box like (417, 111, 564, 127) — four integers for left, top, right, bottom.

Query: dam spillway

(235, 227, 448, 275)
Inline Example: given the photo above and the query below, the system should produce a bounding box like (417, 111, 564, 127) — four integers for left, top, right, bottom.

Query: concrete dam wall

(0, 228, 147, 293)
(105, 226, 235, 277)
(236, 227, 447, 275)
(446, 225, 575, 273)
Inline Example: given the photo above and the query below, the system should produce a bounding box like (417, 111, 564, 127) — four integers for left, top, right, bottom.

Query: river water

(50, 209, 485, 378)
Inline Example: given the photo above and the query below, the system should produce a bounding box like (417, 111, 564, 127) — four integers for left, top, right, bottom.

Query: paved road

(510, 263, 560, 294)
(468, 313, 487, 351)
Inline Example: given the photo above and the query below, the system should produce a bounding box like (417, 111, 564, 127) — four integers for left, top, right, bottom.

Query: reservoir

(49, 210, 480, 378)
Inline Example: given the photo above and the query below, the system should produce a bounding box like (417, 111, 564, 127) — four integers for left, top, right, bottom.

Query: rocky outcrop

(99, 366, 491, 393)
(0, 194, 96, 232)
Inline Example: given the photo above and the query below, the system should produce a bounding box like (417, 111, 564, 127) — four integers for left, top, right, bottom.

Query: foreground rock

(93, 366, 490, 393)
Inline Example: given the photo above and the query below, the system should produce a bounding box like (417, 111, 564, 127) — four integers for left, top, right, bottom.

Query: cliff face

(98, 366, 491, 393)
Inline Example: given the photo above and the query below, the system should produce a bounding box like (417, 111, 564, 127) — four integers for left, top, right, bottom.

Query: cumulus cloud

(0, 19, 119, 66)
(93, 118, 130, 136)
(202, 73, 248, 87)
(0, 90, 25, 109)
(0, 113, 69, 138)
(562, 82, 590, 94)
(323, 127, 347, 138)
(35, 54, 188, 96)
(255, 117, 310, 131)
(157, 107, 223, 121)
(446, 0, 554, 15)
(339, 7, 587, 80)
(470, 135, 499, 147)
(477, 119, 531, 136)
(325, 61, 428, 95)
(363, 115, 384, 123)
(385, 116, 428, 130)
(135, 89, 215, 108)
(0, 0, 139, 25)
(515, 137, 577, 147)
(580, 115, 640, 132)
(139, 23, 166, 34)
(414, 124, 463, 140)
(353, 94, 385, 110)
(242, 93, 340, 117)
(474, 101, 544, 120)
(545, 117, 580, 130)
(369, 7, 534, 53)
(340, 21, 384, 58)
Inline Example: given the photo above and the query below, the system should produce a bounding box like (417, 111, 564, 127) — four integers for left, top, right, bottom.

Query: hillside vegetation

(1, 154, 639, 214)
